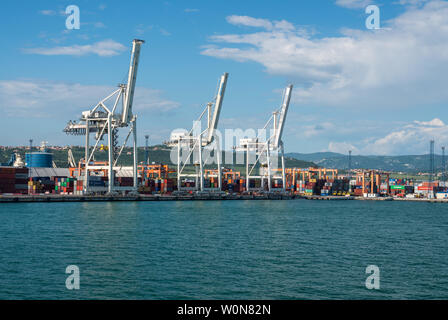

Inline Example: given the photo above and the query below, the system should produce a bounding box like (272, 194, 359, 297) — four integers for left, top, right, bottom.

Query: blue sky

(0, 0, 447, 155)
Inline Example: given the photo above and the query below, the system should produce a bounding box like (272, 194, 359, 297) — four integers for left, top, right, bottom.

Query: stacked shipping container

(0, 167, 28, 194)
(139, 178, 175, 194)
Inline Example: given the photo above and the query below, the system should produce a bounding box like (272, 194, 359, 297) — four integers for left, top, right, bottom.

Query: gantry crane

(167, 73, 229, 192)
(238, 84, 293, 193)
(64, 39, 145, 194)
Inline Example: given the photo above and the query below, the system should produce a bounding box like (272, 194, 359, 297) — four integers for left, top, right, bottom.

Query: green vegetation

(287, 152, 445, 173)
(1, 145, 316, 170)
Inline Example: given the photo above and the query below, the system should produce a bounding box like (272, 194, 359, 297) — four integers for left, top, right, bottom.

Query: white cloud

(226, 15, 295, 31)
(301, 122, 337, 138)
(226, 15, 273, 29)
(159, 28, 171, 36)
(414, 118, 445, 127)
(202, 2, 448, 109)
(81, 21, 107, 29)
(23, 40, 126, 57)
(38, 9, 67, 16)
(327, 118, 448, 155)
(184, 8, 199, 13)
(335, 0, 373, 8)
(93, 22, 106, 28)
(328, 141, 359, 154)
(0, 80, 180, 118)
(39, 10, 57, 16)
(136, 24, 153, 36)
(363, 118, 448, 154)
(133, 88, 180, 112)
(394, 0, 429, 7)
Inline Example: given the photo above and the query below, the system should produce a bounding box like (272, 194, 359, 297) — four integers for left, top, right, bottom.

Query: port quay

(1, 194, 447, 203)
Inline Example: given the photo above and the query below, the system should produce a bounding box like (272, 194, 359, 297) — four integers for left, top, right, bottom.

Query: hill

(286, 152, 445, 173)
(0, 145, 316, 171)
(3, 146, 444, 173)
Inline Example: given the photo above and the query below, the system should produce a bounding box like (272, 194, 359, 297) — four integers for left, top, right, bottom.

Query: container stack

(140, 178, 175, 194)
(390, 185, 405, 197)
(180, 179, 196, 189)
(248, 179, 261, 190)
(415, 182, 438, 197)
(271, 179, 283, 189)
(321, 185, 330, 196)
(380, 183, 389, 195)
(28, 180, 47, 194)
(28, 177, 55, 194)
(353, 186, 364, 196)
(26, 176, 84, 195)
(330, 179, 350, 196)
(0, 167, 28, 194)
(295, 180, 305, 193)
(140, 179, 155, 194)
(154, 178, 174, 193)
(88, 176, 106, 188)
(297, 178, 351, 196)
(28, 178, 54, 194)
(74, 179, 83, 195)
(223, 178, 245, 193)
(204, 177, 221, 189)
(116, 177, 133, 187)
(15, 168, 28, 194)
(54, 177, 76, 194)
(304, 179, 316, 195)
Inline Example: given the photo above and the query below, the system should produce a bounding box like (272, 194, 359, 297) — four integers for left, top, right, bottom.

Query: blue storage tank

(25, 152, 53, 168)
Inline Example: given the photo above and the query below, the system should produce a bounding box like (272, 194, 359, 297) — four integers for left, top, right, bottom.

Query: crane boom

(206, 72, 228, 144)
(273, 84, 293, 149)
(122, 39, 145, 124)
(68, 148, 77, 167)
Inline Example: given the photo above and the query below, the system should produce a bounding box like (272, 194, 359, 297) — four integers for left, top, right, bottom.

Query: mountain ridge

(286, 152, 445, 173)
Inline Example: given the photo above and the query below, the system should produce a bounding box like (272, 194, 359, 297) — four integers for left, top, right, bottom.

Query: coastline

(1, 194, 447, 203)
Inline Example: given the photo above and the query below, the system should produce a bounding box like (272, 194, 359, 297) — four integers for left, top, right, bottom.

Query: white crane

(238, 84, 293, 193)
(64, 39, 145, 194)
(68, 147, 77, 168)
(168, 72, 229, 192)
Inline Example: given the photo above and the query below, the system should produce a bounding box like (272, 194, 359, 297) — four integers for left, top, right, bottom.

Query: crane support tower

(167, 73, 229, 193)
(63, 39, 145, 194)
(238, 84, 293, 193)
